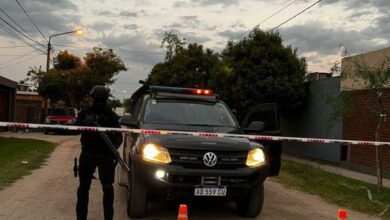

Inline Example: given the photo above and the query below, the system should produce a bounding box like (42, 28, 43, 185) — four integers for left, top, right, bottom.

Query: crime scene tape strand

(0, 122, 389, 147)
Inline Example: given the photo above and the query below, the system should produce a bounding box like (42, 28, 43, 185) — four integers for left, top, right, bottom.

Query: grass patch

(0, 136, 56, 190)
(275, 160, 390, 219)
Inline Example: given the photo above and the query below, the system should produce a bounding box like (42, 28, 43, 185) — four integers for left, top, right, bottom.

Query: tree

(161, 32, 186, 61)
(27, 48, 127, 108)
(107, 98, 122, 109)
(123, 98, 132, 113)
(147, 33, 221, 88)
(146, 29, 307, 121)
(215, 28, 307, 120)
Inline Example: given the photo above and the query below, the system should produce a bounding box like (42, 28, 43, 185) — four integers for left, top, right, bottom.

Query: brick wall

(343, 88, 390, 170)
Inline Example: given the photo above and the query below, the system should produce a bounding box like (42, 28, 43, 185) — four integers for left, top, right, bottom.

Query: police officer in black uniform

(75, 85, 123, 220)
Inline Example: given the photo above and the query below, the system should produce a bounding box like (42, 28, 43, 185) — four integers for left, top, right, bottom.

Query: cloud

(174, 0, 239, 7)
(154, 28, 211, 44)
(181, 15, 200, 26)
(0, 0, 80, 40)
(99, 33, 164, 66)
(119, 10, 138, 17)
(192, 0, 239, 6)
(123, 24, 139, 30)
(88, 21, 114, 32)
(280, 21, 387, 57)
(218, 30, 245, 39)
(96, 10, 114, 16)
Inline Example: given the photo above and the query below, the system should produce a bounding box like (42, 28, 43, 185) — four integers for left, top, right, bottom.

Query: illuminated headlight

(142, 143, 171, 164)
(155, 170, 166, 179)
(246, 148, 266, 167)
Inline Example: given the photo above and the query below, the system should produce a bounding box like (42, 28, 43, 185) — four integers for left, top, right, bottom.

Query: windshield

(49, 108, 75, 116)
(143, 100, 237, 127)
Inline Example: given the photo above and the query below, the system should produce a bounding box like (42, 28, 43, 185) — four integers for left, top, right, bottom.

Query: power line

(0, 22, 46, 54)
(0, 54, 39, 56)
(0, 49, 36, 66)
(0, 8, 31, 38)
(0, 14, 46, 49)
(0, 45, 32, 48)
(16, 0, 48, 42)
(0, 53, 43, 69)
(236, 0, 298, 39)
(270, 0, 322, 31)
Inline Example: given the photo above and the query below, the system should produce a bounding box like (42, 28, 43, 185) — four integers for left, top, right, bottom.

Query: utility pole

(46, 39, 51, 73)
(43, 29, 83, 115)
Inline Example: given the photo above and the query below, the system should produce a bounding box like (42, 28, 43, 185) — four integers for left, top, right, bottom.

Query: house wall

(281, 77, 343, 163)
(0, 83, 16, 123)
(341, 47, 390, 91)
(343, 88, 390, 170)
(15, 93, 43, 123)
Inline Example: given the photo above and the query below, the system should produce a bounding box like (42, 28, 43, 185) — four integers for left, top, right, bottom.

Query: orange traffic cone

(177, 204, 189, 220)
(338, 209, 347, 220)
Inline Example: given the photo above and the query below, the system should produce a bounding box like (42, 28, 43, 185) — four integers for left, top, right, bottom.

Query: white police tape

(1, 121, 389, 146)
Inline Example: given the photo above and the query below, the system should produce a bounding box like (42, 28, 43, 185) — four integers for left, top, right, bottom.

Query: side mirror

(119, 114, 137, 127)
(243, 121, 265, 133)
(231, 109, 238, 116)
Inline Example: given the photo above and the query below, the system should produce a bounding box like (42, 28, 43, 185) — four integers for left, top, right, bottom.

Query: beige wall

(341, 47, 390, 91)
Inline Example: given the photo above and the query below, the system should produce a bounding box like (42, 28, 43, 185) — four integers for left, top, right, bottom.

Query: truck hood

(142, 134, 251, 151)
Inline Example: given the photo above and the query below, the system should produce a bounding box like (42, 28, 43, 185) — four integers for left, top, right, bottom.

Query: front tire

(44, 129, 49, 135)
(236, 183, 264, 217)
(127, 168, 148, 218)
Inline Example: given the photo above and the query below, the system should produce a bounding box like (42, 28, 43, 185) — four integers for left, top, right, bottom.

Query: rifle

(93, 121, 130, 172)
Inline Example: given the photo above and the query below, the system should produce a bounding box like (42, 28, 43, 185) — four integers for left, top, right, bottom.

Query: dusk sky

(0, 0, 388, 100)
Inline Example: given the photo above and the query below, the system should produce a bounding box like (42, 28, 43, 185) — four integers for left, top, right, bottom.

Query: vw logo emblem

(203, 152, 217, 167)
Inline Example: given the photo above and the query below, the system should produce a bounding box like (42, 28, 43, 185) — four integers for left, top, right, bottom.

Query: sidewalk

(283, 155, 390, 188)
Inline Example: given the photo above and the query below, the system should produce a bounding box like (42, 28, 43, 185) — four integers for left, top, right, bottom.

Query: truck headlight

(246, 148, 266, 167)
(142, 143, 172, 164)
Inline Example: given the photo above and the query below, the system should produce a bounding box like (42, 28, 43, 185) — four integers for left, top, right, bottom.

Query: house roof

(0, 75, 18, 89)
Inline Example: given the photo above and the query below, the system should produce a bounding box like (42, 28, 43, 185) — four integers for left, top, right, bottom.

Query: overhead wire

(0, 22, 46, 54)
(15, 0, 48, 42)
(0, 8, 31, 38)
(0, 49, 36, 66)
(0, 14, 46, 50)
(0, 45, 33, 48)
(236, 0, 298, 39)
(270, 0, 322, 31)
(0, 53, 43, 69)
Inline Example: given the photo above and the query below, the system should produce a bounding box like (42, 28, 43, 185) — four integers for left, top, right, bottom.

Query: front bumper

(132, 156, 268, 198)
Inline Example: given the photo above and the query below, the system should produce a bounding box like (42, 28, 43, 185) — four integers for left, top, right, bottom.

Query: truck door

(242, 103, 281, 176)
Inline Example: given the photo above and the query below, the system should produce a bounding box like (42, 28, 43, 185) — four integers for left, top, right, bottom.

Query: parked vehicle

(44, 107, 78, 134)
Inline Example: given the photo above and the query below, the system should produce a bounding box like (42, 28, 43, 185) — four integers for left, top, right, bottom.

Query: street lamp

(46, 29, 83, 72)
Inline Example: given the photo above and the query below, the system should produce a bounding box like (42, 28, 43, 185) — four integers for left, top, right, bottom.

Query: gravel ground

(0, 132, 379, 220)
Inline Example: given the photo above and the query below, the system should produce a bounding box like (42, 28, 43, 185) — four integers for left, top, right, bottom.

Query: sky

(0, 0, 388, 100)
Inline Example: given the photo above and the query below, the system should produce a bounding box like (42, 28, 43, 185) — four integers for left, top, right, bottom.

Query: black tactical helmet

(90, 85, 109, 105)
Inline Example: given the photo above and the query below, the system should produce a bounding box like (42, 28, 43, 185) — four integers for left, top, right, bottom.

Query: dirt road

(0, 133, 378, 219)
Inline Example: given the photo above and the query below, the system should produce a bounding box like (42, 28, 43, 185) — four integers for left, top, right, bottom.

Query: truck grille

(169, 148, 248, 169)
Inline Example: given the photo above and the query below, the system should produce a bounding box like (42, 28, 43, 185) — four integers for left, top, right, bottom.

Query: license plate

(194, 185, 227, 196)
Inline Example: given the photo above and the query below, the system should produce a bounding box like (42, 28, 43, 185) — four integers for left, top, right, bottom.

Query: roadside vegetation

(275, 160, 390, 219)
(0, 137, 56, 190)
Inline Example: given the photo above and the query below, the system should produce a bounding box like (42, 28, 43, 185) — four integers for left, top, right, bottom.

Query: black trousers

(76, 151, 116, 220)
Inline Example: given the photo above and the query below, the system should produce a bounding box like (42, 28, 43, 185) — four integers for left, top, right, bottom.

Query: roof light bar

(150, 86, 213, 96)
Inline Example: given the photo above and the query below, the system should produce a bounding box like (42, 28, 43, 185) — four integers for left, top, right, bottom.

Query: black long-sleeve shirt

(75, 105, 123, 153)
